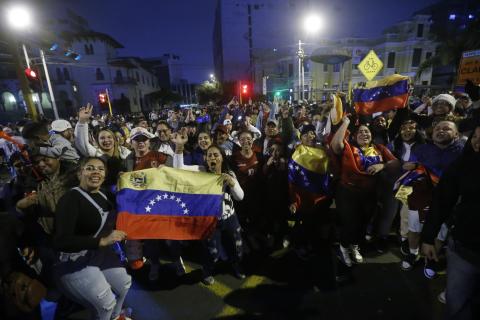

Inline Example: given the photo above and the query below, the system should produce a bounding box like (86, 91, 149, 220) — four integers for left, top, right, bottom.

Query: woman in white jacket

(172, 131, 246, 285)
(75, 104, 131, 160)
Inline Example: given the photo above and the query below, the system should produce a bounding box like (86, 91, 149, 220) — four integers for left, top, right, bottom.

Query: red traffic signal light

(242, 84, 248, 94)
(25, 68, 38, 80)
(98, 93, 107, 104)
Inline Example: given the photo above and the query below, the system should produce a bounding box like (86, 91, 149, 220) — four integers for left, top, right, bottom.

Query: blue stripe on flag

(288, 159, 330, 194)
(353, 79, 408, 103)
(116, 189, 223, 217)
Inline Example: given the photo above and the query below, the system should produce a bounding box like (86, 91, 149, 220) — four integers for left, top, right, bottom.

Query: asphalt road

(64, 239, 446, 320)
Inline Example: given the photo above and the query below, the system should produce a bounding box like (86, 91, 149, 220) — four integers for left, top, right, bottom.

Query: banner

(116, 167, 223, 240)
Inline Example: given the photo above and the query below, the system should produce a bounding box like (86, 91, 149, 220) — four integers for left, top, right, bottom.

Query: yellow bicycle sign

(358, 50, 383, 81)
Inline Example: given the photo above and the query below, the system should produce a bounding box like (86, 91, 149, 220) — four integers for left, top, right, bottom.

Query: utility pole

(8, 38, 38, 121)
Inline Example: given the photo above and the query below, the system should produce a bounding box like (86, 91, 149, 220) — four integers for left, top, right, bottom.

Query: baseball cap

(129, 127, 155, 141)
(223, 119, 232, 126)
(266, 119, 278, 126)
(51, 119, 72, 132)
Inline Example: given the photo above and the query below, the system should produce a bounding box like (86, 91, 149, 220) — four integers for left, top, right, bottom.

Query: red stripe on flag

(116, 212, 217, 240)
(354, 93, 409, 115)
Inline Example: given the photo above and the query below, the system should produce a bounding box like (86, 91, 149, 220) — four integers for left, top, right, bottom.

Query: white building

(254, 14, 438, 101)
(46, 31, 160, 115)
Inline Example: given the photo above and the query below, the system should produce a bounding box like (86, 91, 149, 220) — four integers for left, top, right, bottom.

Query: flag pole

(106, 88, 113, 116)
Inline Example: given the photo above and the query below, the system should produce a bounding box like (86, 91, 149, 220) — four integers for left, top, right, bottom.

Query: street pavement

(65, 239, 446, 320)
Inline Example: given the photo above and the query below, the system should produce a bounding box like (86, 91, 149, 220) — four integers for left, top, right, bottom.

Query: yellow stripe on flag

(118, 167, 223, 195)
(364, 74, 410, 89)
(291, 145, 329, 174)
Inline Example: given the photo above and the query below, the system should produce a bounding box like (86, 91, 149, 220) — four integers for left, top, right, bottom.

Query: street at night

(1, 1, 479, 320)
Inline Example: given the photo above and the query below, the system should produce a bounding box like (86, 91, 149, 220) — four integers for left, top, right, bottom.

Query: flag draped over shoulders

(288, 144, 331, 211)
(116, 167, 223, 240)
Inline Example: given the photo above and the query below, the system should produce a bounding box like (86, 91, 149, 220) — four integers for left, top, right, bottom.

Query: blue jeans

(203, 214, 243, 276)
(59, 267, 131, 320)
(446, 240, 480, 320)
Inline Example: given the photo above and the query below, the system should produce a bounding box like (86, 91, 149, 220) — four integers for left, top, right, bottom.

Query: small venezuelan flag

(116, 167, 223, 240)
(288, 145, 331, 198)
(353, 74, 410, 115)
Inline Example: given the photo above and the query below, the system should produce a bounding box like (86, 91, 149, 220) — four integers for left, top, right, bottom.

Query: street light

(6, 4, 59, 119)
(6, 6, 32, 30)
(298, 14, 324, 101)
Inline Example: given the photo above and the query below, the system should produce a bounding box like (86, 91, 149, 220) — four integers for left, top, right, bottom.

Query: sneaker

(174, 257, 186, 277)
(232, 263, 246, 279)
(438, 291, 446, 304)
(339, 245, 352, 267)
(148, 263, 160, 281)
(424, 259, 437, 279)
(350, 245, 364, 264)
(129, 257, 146, 270)
(202, 276, 215, 285)
(400, 239, 410, 256)
(401, 253, 419, 271)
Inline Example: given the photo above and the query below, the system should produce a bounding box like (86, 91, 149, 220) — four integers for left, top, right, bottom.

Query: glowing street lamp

(6, 5, 32, 30)
(298, 14, 324, 101)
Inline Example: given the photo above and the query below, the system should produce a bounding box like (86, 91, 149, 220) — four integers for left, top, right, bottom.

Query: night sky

(52, 0, 440, 83)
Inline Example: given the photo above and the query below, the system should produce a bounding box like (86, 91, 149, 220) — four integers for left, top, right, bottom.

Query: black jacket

(422, 140, 480, 264)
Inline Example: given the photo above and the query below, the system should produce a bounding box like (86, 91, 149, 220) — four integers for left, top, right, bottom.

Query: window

(96, 68, 105, 81)
(387, 52, 396, 68)
(63, 68, 70, 81)
(333, 64, 340, 72)
(417, 24, 424, 37)
(89, 44, 94, 55)
(426, 52, 432, 60)
(84, 44, 90, 55)
(422, 81, 428, 85)
(288, 63, 293, 77)
(412, 48, 422, 67)
(352, 64, 358, 70)
(142, 75, 145, 84)
(135, 72, 139, 81)
(323, 64, 328, 72)
(116, 70, 123, 81)
(56, 68, 64, 82)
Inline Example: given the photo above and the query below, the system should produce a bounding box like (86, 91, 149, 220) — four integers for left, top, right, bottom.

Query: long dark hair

(391, 120, 425, 159)
(206, 144, 231, 174)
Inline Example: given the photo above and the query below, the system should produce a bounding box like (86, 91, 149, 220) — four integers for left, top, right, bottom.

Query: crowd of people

(0, 88, 479, 320)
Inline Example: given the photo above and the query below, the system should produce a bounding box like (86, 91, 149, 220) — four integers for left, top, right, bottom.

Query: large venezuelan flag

(116, 167, 223, 240)
(288, 145, 331, 208)
(353, 74, 410, 115)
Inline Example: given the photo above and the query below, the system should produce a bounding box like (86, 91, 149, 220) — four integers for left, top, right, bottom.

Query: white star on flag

(288, 164, 294, 170)
(149, 200, 155, 206)
(163, 193, 168, 199)
(176, 198, 181, 203)
(156, 195, 161, 201)
(145, 206, 151, 212)
(183, 209, 189, 214)
(295, 165, 299, 170)
(181, 203, 186, 208)
(169, 195, 175, 200)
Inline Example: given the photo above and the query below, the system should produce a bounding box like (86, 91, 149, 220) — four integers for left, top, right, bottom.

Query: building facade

(254, 14, 438, 101)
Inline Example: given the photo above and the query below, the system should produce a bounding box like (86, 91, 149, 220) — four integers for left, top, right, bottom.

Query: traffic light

(25, 68, 41, 92)
(242, 84, 248, 95)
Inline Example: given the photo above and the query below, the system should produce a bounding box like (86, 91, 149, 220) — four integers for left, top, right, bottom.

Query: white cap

(432, 94, 456, 110)
(51, 119, 72, 132)
(223, 119, 232, 126)
(129, 127, 155, 141)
